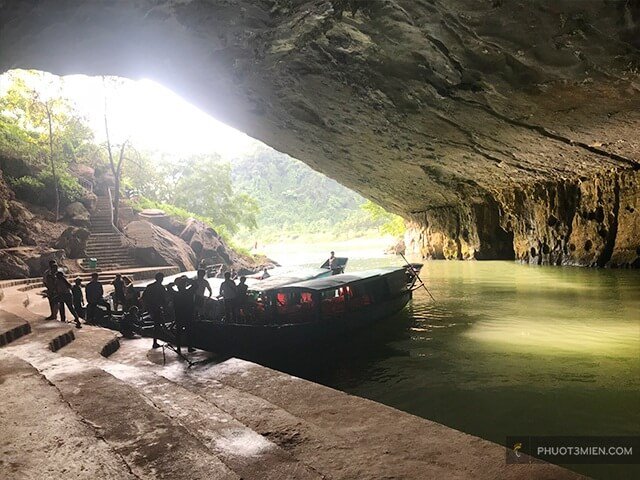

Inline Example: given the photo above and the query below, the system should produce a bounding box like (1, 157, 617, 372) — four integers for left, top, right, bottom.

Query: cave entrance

(0, 69, 404, 261)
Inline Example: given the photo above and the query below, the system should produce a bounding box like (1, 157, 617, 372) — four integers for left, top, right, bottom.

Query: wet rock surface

(1, 0, 638, 265)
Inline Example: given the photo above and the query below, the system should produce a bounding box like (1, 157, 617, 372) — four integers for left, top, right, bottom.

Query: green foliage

(0, 70, 98, 214)
(361, 200, 406, 237)
(10, 170, 83, 206)
(230, 147, 404, 243)
(126, 154, 258, 235)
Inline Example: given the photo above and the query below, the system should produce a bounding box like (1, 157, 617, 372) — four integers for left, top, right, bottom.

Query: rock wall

(406, 171, 640, 267)
(1, 1, 638, 266)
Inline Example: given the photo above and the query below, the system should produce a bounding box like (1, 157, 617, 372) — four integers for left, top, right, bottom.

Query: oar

(399, 252, 436, 302)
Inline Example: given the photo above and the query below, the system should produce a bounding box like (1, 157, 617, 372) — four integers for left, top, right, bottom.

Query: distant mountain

(230, 147, 381, 242)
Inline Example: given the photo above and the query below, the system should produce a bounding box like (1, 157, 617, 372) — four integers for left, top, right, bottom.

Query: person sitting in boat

(235, 276, 249, 321)
(219, 272, 238, 322)
(120, 305, 139, 339)
(326, 251, 343, 275)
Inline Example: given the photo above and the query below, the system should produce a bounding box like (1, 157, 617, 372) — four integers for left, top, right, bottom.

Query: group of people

(43, 261, 138, 329)
(141, 269, 249, 353)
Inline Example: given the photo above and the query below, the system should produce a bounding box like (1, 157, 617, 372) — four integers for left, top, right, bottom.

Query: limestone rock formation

(1, 1, 638, 266)
(65, 202, 91, 228)
(0, 247, 65, 279)
(55, 226, 91, 259)
(0, 250, 30, 279)
(179, 218, 258, 272)
(124, 220, 197, 271)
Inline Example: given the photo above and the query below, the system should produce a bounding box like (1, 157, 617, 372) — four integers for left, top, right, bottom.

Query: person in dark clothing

(120, 305, 139, 338)
(85, 273, 111, 324)
(142, 272, 167, 349)
(112, 273, 126, 312)
(43, 261, 59, 320)
(123, 276, 138, 310)
(219, 272, 237, 322)
(194, 269, 212, 320)
(55, 271, 81, 329)
(168, 276, 196, 354)
(235, 276, 248, 321)
(71, 278, 85, 319)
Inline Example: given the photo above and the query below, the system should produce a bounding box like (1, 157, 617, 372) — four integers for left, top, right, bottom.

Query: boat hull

(187, 290, 412, 356)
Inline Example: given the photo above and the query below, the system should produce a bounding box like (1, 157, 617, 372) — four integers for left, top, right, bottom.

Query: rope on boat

(400, 252, 436, 303)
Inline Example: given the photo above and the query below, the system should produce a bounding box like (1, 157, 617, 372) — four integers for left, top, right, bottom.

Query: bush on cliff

(10, 170, 83, 207)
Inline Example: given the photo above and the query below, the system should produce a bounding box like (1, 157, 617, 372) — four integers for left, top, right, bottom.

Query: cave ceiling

(1, 0, 639, 216)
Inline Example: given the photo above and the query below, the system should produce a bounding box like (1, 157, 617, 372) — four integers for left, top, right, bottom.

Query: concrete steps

(0, 290, 585, 480)
(82, 195, 143, 271)
(0, 309, 31, 346)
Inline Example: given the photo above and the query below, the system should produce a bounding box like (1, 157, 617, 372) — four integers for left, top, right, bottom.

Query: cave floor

(0, 282, 585, 479)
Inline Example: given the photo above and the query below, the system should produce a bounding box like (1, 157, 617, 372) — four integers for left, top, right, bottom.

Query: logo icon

(513, 442, 523, 458)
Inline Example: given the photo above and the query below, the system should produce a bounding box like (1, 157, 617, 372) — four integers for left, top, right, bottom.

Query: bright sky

(0, 70, 260, 157)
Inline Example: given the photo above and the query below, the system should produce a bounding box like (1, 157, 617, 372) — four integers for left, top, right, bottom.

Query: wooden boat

(185, 264, 422, 355)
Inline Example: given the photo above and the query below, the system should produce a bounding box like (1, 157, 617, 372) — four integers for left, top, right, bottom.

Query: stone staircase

(0, 291, 584, 480)
(81, 195, 141, 271)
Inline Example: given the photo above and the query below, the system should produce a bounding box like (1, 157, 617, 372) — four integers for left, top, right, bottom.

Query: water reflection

(260, 259, 639, 479)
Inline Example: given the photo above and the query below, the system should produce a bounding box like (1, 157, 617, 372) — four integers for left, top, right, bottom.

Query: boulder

(2, 231, 22, 248)
(0, 248, 65, 279)
(178, 218, 275, 275)
(179, 218, 226, 261)
(8, 200, 34, 223)
(55, 226, 90, 258)
(137, 209, 185, 235)
(0, 251, 30, 279)
(385, 239, 406, 255)
(65, 201, 91, 228)
(124, 220, 196, 271)
(79, 190, 98, 212)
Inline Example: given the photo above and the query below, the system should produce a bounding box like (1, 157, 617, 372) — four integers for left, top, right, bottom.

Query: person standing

(43, 261, 59, 320)
(235, 276, 248, 321)
(219, 272, 237, 322)
(168, 276, 196, 354)
(194, 269, 212, 319)
(123, 276, 138, 311)
(85, 273, 111, 324)
(112, 273, 126, 312)
(55, 271, 81, 328)
(142, 272, 168, 349)
(71, 278, 85, 319)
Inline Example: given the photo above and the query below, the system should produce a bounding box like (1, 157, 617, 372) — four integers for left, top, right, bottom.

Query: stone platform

(0, 280, 585, 479)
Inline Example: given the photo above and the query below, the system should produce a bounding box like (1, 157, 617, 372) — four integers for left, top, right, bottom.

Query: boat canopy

(279, 267, 406, 292)
(248, 268, 331, 292)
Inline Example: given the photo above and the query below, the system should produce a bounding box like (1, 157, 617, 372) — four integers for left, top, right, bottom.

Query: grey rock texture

(179, 218, 262, 273)
(2, 0, 638, 265)
(65, 202, 91, 228)
(55, 226, 91, 259)
(124, 220, 197, 272)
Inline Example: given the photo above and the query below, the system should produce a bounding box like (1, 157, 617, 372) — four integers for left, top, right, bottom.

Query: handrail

(78, 177, 94, 192)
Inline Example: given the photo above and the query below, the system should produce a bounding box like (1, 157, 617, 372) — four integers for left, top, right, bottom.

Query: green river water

(265, 252, 640, 479)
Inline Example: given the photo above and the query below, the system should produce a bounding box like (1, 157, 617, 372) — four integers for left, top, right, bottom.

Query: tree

(166, 154, 258, 234)
(361, 200, 406, 237)
(102, 76, 132, 227)
(103, 107, 129, 226)
(0, 71, 95, 218)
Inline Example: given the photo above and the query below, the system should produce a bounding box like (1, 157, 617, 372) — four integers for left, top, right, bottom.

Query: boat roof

(249, 268, 329, 292)
(281, 267, 405, 292)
